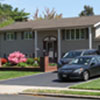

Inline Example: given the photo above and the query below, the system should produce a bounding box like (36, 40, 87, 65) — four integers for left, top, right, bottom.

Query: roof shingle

(1, 15, 100, 31)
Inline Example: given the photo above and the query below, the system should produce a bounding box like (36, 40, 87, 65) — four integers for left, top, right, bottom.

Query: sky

(1, 0, 100, 19)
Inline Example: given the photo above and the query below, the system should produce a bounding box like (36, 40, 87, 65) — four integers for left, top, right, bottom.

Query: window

(80, 29, 85, 39)
(5, 32, 17, 40)
(62, 28, 88, 40)
(90, 58, 98, 65)
(63, 51, 82, 58)
(69, 57, 92, 65)
(24, 32, 33, 40)
(96, 56, 100, 62)
(70, 29, 75, 40)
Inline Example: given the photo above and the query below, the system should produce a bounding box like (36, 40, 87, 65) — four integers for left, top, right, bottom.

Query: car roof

(77, 55, 100, 58)
(70, 49, 97, 52)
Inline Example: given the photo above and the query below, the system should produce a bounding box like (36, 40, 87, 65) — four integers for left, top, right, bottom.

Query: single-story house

(0, 15, 100, 61)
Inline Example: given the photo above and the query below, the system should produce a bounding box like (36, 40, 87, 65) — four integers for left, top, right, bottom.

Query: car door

(95, 56, 100, 75)
(89, 57, 99, 77)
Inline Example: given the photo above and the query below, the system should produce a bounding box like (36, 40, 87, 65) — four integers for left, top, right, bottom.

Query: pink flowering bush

(8, 51, 27, 64)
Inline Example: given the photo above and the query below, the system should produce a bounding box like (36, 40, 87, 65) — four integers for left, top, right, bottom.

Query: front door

(43, 36, 57, 62)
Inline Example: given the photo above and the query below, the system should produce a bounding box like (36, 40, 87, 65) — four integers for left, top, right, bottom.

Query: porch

(34, 27, 93, 62)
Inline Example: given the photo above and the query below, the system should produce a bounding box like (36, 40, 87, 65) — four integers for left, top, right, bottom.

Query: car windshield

(69, 57, 92, 65)
(63, 51, 82, 58)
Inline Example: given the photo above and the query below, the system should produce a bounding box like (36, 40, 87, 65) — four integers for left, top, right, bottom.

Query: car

(58, 49, 99, 68)
(58, 55, 100, 81)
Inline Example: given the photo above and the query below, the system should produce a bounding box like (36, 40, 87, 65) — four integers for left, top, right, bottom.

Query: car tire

(83, 71, 89, 81)
(58, 75, 66, 81)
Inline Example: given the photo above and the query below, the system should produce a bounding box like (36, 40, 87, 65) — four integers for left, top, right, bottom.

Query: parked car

(58, 49, 99, 68)
(58, 55, 100, 81)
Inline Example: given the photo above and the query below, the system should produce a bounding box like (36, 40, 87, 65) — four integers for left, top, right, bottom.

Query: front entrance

(43, 36, 57, 62)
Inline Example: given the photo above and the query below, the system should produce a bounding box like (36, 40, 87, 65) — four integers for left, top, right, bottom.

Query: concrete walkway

(0, 85, 68, 94)
(0, 84, 100, 94)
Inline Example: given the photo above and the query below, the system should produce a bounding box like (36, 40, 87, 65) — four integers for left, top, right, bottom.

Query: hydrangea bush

(8, 51, 27, 64)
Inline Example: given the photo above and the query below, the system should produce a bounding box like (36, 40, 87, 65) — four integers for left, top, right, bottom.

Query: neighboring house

(0, 15, 100, 61)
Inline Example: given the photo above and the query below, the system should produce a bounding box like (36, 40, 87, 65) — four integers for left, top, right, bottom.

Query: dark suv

(58, 49, 99, 68)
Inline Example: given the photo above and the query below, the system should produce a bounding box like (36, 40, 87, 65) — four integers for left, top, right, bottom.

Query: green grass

(0, 71, 41, 80)
(70, 78, 100, 90)
(24, 89, 100, 96)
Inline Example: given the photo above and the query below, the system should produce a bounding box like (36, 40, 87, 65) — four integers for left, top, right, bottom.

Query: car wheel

(83, 71, 89, 81)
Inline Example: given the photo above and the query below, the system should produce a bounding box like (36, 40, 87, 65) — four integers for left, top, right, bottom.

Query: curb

(19, 92, 100, 99)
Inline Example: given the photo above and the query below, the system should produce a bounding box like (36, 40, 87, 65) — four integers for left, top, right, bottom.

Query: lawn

(24, 89, 100, 96)
(0, 71, 41, 80)
(70, 78, 100, 90)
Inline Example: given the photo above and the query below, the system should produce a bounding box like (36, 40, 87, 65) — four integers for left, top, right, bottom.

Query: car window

(90, 57, 98, 65)
(96, 56, 100, 62)
(83, 51, 97, 56)
(69, 57, 92, 65)
(63, 51, 82, 58)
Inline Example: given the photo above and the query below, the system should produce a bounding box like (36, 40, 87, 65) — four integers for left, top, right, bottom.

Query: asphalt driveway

(0, 72, 81, 87)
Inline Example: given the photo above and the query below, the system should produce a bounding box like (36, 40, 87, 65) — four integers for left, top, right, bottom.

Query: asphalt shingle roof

(1, 15, 100, 31)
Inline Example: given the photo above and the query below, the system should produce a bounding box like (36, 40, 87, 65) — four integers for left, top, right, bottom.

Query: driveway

(0, 72, 82, 87)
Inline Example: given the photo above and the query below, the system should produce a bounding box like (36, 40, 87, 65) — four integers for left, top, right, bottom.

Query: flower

(8, 51, 27, 64)
(1, 58, 8, 64)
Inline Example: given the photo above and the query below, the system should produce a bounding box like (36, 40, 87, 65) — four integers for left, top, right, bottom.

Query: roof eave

(94, 22, 100, 28)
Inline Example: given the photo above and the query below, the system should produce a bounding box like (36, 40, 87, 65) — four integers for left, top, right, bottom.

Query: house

(0, 15, 100, 62)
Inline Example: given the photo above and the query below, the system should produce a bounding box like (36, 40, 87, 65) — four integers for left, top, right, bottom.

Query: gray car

(58, 49, 99, 68)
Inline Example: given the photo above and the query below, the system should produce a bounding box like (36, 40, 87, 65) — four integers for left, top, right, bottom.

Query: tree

(33, 8, 62, 20)
(10, 8, 30, 21)
(79, 5, 94, 17)
(0, 3, 30, 22)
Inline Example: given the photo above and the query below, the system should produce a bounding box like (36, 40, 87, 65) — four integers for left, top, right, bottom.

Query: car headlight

(73, 68, 84, 74)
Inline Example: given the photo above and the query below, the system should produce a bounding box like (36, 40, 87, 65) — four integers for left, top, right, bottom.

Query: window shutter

(4, 32, 6, 40)
(21, 32, 24, 40)
(86, 28, 89, 39)
(32, 31, 35, 39)
(62, 30, 65, 40)
(14, 32, 17, 40)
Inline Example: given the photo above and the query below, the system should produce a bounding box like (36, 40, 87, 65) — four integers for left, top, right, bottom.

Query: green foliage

(26, 58, 34, 65)
(0, 18, 14, 28)
(17, 62, 28, 68)
(33, 63, 39, 67)
(2, 62, 11, 67)
(49, 63, 57, 66)
(79, 5, 94, 17)
(0, 3, 30, 24)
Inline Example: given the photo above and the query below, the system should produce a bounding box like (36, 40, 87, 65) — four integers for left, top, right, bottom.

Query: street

(0, 72, 82, 87)
(0, 95, 94, 100)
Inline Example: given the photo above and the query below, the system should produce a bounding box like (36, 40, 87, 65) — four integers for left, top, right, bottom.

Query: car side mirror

(90, 63, 95, 66)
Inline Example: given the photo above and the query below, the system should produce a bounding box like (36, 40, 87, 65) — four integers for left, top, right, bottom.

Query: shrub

(33, 63, 39, 67)
(8, 51, 27, 64)
(2, 62, 11, 67)
(17, 62, 28, 68)
(26, 58, 34, 65)
(1, 58, 8, 64)
(49, 63, 57, 66)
